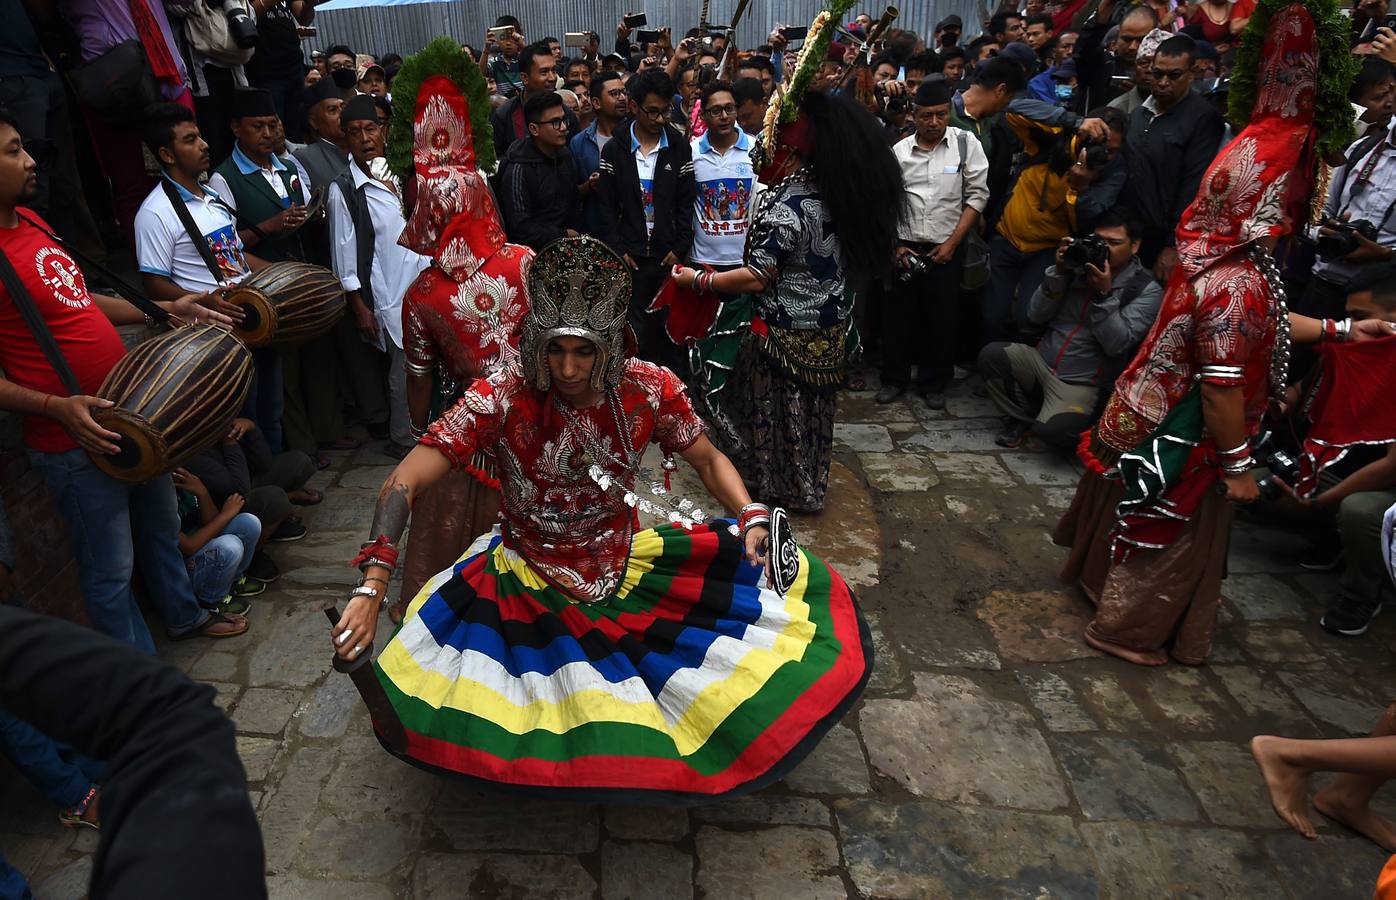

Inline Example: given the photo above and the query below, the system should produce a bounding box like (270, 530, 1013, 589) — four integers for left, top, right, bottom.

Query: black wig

(799, 89, 907, 280)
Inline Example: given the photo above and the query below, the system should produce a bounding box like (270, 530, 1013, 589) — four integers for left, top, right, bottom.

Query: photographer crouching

(978, 207, 1162, 450)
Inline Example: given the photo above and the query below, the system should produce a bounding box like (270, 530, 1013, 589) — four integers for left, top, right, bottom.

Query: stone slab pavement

(6, 371, 1395, 899)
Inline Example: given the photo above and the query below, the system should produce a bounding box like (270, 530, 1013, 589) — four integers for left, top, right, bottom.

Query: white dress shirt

(893, 127, 990, 245)
(327, 160, 429, 351)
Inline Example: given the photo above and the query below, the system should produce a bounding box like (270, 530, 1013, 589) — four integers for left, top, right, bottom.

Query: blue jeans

(0, 710, 100, 809)
(0, 851, 31, 900)
(27, 449, 206, 653)
(984, 236, 1056, 344)
(187, 513, 261, 605)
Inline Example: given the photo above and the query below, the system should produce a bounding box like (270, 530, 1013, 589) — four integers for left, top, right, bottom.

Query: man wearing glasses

(689, 80, 757, 279)
(1123, 34, 1223, 284)
(877, 77, 989, 408)
(596, 67, 696, 367)
(499, 92, 583, 251)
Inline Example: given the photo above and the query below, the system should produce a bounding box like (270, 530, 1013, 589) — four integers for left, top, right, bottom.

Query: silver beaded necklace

(1249, 243, 1292, 405)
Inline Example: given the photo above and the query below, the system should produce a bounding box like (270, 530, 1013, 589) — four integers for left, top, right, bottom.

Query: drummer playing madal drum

(0, 112, 249, 650)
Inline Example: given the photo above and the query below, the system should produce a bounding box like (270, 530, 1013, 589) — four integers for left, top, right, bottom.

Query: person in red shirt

(0, 111, 248, 651)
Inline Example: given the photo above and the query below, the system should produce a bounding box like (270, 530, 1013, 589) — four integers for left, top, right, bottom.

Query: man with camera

(480, 16, 526, 98)
(878, 78, 989, 409)
(1295, 123, 1396, 335)
(979, 208, 1163, 450)
(984, 105, 1126, 344)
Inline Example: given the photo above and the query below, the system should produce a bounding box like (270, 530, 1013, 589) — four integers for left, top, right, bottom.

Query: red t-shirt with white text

(0, 211, 127, 452)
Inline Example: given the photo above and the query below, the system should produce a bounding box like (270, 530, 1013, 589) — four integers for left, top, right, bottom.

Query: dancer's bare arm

(331, 446, 452, 660)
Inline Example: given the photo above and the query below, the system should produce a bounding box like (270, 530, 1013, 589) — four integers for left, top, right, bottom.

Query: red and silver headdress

(521, 237, 632, 392)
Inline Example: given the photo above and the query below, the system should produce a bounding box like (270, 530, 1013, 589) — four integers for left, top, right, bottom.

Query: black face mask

(940, 33, 959, 47)
(331, 68, 358, 90)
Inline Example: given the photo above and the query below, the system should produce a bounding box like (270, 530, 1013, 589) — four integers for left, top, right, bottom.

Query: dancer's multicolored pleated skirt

(372, 520, 872, 803)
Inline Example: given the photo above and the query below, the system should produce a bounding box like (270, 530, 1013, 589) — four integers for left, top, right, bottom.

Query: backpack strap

(17, 214, 170, 323)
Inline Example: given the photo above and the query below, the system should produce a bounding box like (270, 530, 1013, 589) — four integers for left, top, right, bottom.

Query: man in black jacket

(596, 68, 696, 364)
(499, 92, 583, 250)
(490, 41, 579, 161)
(1124, 34, 1224, 282)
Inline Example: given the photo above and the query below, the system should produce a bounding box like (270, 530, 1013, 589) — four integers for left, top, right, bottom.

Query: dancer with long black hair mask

(674, 0, 906, 513)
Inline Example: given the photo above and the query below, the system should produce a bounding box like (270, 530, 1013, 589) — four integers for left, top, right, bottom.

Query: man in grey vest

(326, 95, 429, 459)
(295, 80, 389, 441)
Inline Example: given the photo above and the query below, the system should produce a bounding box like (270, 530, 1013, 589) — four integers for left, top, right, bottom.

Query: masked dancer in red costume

(389, 38, 535, 619)
(1053, 0, 1394, 666)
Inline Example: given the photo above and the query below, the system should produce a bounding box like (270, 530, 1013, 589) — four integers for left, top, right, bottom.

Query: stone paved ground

(7, 372, 1396, 899)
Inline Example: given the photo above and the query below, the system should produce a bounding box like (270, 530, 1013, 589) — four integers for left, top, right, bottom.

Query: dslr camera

(1080, 142, 1111, 170)
(1316, 217, 1380, 260)
(211, 0, 258, 49)
(897, 253, 928, 283)
(1061, 234, 1109, 273)
(1251, 429, 1301, 501)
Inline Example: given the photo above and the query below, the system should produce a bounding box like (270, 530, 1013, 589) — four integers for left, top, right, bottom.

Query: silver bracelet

(1336, 317, 1352, 342)
(1220, 457, 1255, 475)
(349, 583, 388, 609)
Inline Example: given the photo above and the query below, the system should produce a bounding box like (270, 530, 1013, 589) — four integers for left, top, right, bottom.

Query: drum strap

(0, 245, 83, 396)
(162, 178, 230, 288)
(17, 215, 171, 324)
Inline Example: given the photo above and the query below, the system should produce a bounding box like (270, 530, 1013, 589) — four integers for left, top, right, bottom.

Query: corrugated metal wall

(311, 1, 990, 60)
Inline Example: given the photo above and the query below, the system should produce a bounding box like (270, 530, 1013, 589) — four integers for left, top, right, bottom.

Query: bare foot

(1084, 631, 1167, 666)
(1314, 788, 1396, 852)
(1251, 735, 1317, 840)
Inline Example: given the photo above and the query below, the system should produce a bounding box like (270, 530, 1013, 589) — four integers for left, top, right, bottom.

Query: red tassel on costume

(1077, 431, 1107, 475)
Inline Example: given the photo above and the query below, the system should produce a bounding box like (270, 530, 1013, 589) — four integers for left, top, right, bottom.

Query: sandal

(167, 610, 249, 641)
(59, 784, 100, 831)
(289, 488, 324, 506)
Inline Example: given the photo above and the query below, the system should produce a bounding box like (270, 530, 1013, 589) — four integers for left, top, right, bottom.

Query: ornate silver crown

(521, 236, 632, 391)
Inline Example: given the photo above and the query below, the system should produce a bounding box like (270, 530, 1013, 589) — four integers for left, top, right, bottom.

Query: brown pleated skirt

(396, 471, 501, 620)
(1052, 446, 1124, 603)
(1086, 488, 1233, 665)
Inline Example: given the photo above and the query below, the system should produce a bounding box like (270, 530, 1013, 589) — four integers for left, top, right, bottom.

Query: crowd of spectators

(8, 0, 1396, 889)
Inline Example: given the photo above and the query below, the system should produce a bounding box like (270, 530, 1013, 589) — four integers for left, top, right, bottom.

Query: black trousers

(881, 243, 964, 393)
(629, 255, 683, 371)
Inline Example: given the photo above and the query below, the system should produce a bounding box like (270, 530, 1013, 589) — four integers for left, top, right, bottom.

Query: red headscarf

(397, 74, 507, 281)
(1173, 3, 1319, 277)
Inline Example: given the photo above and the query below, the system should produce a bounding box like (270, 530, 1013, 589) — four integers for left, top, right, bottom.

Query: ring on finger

(353, 645, 364, 655)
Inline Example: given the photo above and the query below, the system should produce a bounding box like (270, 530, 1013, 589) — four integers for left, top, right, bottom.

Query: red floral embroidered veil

(1173, 3, 1319, 277)
(396, 74, 507, 282)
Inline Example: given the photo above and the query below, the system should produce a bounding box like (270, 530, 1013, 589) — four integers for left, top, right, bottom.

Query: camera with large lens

(212, 0, 259, 49)
(1315, 218, 1379, 260)
(1252, 428, 1302, 501)
(1061, 234, 1110, 273)
(897, 253, 928, 283)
